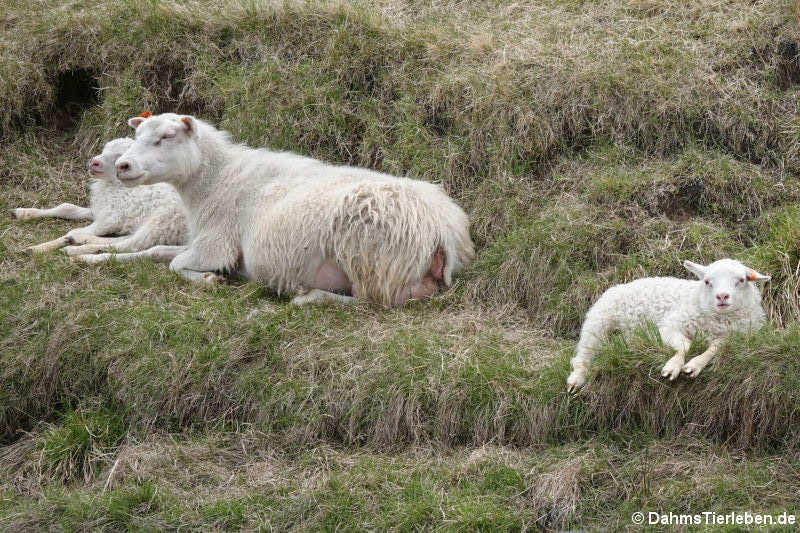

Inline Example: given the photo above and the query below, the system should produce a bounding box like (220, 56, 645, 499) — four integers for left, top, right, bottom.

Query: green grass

(3, 0, 800, 530)
(3, 435, 800, 532)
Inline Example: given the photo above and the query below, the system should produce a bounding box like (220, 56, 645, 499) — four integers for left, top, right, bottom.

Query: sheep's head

(683, 258, 770, 314)
(115, 113, 201, 188)
(88, 138, 134, 182)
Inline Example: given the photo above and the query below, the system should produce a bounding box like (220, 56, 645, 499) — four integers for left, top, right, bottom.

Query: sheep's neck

(177, 140, 232, 218)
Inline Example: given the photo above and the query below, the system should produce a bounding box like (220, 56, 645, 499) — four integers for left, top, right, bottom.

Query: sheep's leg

(27, 223, 107, 254)
(63, 216, 170, 256)
(659, 327, 692, 381)
(291, 289, 357, 306)
(62, 236, 130, 256)
(168, 246, 229, 285)
(567, 312, 612, 392)
(13, 203, 93, 221)
(388, 247, 445, 306)
(73, 245, 188, 265)
(682, 338, 724, 378)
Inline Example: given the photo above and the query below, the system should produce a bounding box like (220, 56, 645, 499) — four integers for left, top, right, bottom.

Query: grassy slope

(2, 0, 800, 530)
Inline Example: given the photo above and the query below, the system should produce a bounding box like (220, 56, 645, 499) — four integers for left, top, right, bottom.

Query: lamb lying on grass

(566, 258, 770, 392)
(13, 138, 188, 257)
(113, 113, 474, 306)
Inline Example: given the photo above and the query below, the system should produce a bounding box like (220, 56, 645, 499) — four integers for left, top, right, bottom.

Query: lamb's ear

(746, 269, 771, 282)
(128, 117, 146, 129)
(180, 116, 195, 136)
(683, 260, 707, 279)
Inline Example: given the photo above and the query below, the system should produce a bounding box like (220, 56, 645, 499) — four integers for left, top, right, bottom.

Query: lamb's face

(87, 138, 134, 182)
(683, 258, 770, 314)
(115, 113, 201, 188)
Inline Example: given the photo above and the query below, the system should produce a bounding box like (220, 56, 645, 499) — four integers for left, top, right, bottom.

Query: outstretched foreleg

(73, 245, 188, 265)
(28, 222, 110, 254)
(13, 203, 93, 221)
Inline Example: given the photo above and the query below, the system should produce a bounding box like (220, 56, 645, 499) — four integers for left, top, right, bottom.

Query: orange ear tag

(747, 271, 757, 281)
(138, 111, 153, 118)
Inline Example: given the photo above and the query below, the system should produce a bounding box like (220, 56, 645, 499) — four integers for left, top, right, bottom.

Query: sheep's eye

(738, 277, 745, 284)
(704, 279, 711, 287)
(155, 133, 175, 146)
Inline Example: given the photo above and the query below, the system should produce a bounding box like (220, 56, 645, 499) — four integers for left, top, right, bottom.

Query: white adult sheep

(112, 113, 474, 306)
(566, 258, 770, 392)
(13, 137, 188, 258)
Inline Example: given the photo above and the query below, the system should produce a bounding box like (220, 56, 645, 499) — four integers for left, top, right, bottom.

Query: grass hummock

(2, 0, 800, 530)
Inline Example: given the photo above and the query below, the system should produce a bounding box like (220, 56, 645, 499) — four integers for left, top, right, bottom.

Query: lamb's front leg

(74, 245, 188, 265)
(682, 338, 724, 378)
(659, 326, 692, 381)
(63, 217, 170, 256)
(62, 236, 130, 256)
(28, 223, 107, 254)
(13, 203, 93, 221)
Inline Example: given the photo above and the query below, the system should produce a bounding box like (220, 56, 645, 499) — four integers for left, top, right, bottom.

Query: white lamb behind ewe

(566, 258, 770, 392)
(113, 113, 474, 306)
(13, 138, 188, 257)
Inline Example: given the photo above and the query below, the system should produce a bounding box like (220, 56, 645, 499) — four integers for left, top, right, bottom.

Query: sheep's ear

(128, 117, 146, 129)
(683, 260, 707, 279)
(746, 269, 771, 282)
(180, 116, 195, 136)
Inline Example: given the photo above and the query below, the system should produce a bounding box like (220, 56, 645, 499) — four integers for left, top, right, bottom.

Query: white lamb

(112, 113, 474, 306)
(566, 258, 770, 392)
(13, 138, 188, 257)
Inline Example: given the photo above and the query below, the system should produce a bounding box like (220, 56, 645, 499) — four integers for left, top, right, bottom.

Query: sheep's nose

(90, 160, 101, 168)
(716, 293, 730, 303)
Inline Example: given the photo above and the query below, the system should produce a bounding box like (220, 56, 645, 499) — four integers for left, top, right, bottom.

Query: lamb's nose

(116, 161, 130, 173)
(716, 293, 730, 302)
(90, 160, 101, 168)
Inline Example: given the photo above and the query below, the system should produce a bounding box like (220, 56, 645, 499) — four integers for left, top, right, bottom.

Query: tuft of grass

(1, 404, 125, 485)
(580, 325, 800, 450)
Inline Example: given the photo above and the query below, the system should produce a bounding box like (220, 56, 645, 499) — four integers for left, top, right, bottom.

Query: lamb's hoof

(660, 358, 684, 381)
(681, 361, 704, 378)
(201, 272, 226, 284)
(566, 371, 586, 394)
(12, 208, 33, 220)
(27, 245, 48, 254)
(64, 236, 76, 245)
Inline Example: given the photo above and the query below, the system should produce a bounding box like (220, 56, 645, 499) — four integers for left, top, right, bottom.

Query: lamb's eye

(704, 279, 711, 287)
(738, 277, 745, 284)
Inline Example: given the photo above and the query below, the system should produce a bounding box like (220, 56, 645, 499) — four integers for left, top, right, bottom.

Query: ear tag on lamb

(138, 110, 153, 118)
(747, 270, 758, 281)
